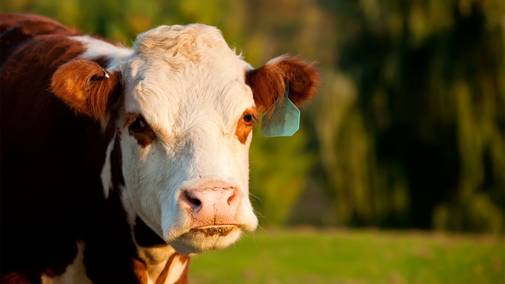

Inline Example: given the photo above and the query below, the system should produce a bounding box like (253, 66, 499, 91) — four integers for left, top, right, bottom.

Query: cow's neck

(129, 202, 191, 284)
(133, 246, 190, 284)
(103, 133, 190, 284)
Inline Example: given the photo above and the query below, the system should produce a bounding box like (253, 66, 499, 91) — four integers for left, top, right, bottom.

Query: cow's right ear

(51, 59, 121, 122)
(245, 56, 320, 114)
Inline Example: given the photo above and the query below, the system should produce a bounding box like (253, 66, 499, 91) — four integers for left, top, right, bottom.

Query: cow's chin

(168, 225, 242, 255)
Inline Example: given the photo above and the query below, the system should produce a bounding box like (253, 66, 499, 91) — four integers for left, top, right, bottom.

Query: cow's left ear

(245, 56, 320, 114)
(51, 59, 121, 122)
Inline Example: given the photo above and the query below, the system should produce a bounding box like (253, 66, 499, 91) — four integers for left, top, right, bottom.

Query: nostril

(184, 192, 202, 209)
(227, 192, 237, 206)
(188, 196, 201, 206)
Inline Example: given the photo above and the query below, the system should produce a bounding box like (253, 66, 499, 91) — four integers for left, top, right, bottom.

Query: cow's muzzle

(180, 181, 242, 229)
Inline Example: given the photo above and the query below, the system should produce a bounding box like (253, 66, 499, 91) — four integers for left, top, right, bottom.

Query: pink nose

(181, 181, 242, 227)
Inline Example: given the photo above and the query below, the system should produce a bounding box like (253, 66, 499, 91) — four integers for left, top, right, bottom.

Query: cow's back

(0, 13, 72, 33)
(0, 14, 135, 283)
(0, 14, 86, 230)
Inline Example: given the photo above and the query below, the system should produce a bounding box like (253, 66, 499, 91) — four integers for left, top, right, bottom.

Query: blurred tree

(315, 0, 504, 232)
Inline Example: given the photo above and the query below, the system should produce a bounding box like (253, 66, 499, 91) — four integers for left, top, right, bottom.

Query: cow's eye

(129, 118, 145, 131)
(236, 108, 257, 144)
(243, 114, 252, 123)
(126, 114, 156, 147)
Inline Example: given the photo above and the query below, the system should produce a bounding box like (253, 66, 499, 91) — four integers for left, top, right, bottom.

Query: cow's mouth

(168, 224, 242, 255)
(188, 225, 237, 237)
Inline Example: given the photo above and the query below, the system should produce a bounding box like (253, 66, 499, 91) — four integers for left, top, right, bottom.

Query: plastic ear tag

(260, 85, 300, 137)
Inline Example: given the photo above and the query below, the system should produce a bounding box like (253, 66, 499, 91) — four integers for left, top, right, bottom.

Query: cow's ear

(51, 59, 121, 122)
(245, 56, 320, 114)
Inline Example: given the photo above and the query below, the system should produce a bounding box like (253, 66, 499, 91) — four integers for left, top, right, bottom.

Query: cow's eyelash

(124, 114, 145, 129)
(123, 118, 134, 128)
(250, 113, 259, 126)
(250, 114, 259, 126)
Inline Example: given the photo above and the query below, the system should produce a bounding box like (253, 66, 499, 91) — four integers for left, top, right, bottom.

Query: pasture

(189, 227, 504, 284)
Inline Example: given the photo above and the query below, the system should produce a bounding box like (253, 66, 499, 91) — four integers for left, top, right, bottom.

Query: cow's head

(51, 24, 319, 255)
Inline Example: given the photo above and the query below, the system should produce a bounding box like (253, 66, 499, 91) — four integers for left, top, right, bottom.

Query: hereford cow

(0, 13, 319, 284)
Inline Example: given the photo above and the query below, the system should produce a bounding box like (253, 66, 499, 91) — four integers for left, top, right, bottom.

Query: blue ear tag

(260, 84, 300, 137)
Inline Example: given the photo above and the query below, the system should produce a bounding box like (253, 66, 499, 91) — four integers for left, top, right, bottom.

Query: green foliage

(315, 0, 505, 232)
(250, 127, 315, 224)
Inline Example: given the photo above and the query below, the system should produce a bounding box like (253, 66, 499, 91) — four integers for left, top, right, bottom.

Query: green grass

(188, 227, 504, 284)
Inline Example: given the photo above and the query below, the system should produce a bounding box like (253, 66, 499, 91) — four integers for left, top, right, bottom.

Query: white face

(116, 24, 258, 254)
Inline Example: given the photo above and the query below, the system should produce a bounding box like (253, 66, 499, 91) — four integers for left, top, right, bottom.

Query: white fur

(120, 185, 137, 227)
(71, 36, 133, 72)
(265, 54, 289, 66)
(41, 242, 92, 284)
(101, 134, 115, 199)
(83, 24, 259, 255)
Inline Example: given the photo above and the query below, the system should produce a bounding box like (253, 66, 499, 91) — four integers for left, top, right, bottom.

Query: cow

(0, 13, 320, 284)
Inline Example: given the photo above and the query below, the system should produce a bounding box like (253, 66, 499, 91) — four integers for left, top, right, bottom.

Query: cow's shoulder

(0, 14, 85, 84)
(0, 13, 75, 37)
(0, 13, 79, 62)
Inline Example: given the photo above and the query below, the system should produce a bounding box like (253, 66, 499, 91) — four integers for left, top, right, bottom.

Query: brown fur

(0, 272, 32, 284)
(0, 13, 76, 37)
(245, 56, 321, 115)
(2, 14, 136, 283)
(235, 107, 256, 144)
(132, 258, 149, 284)
(125, 113, 157, 148)
(51, 59, 121, 121)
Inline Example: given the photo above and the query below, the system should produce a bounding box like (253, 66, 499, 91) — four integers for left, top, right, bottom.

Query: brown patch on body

(132, 258, 149, 284)
(245, 56, 321, 114)
(1, 15, 91, 278)
(1, 13, 151, 284)
(190, 226, 235, 237)
(235, 107, 257, 144)
(0, 13, 76, 38)
(0, 271, 32, 284)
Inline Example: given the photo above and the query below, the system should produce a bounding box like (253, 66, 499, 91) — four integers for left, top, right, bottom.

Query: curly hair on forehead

(133, 24, 236, 65)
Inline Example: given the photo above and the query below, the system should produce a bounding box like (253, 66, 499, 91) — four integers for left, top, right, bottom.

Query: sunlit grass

(189, 227, 504, 284)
